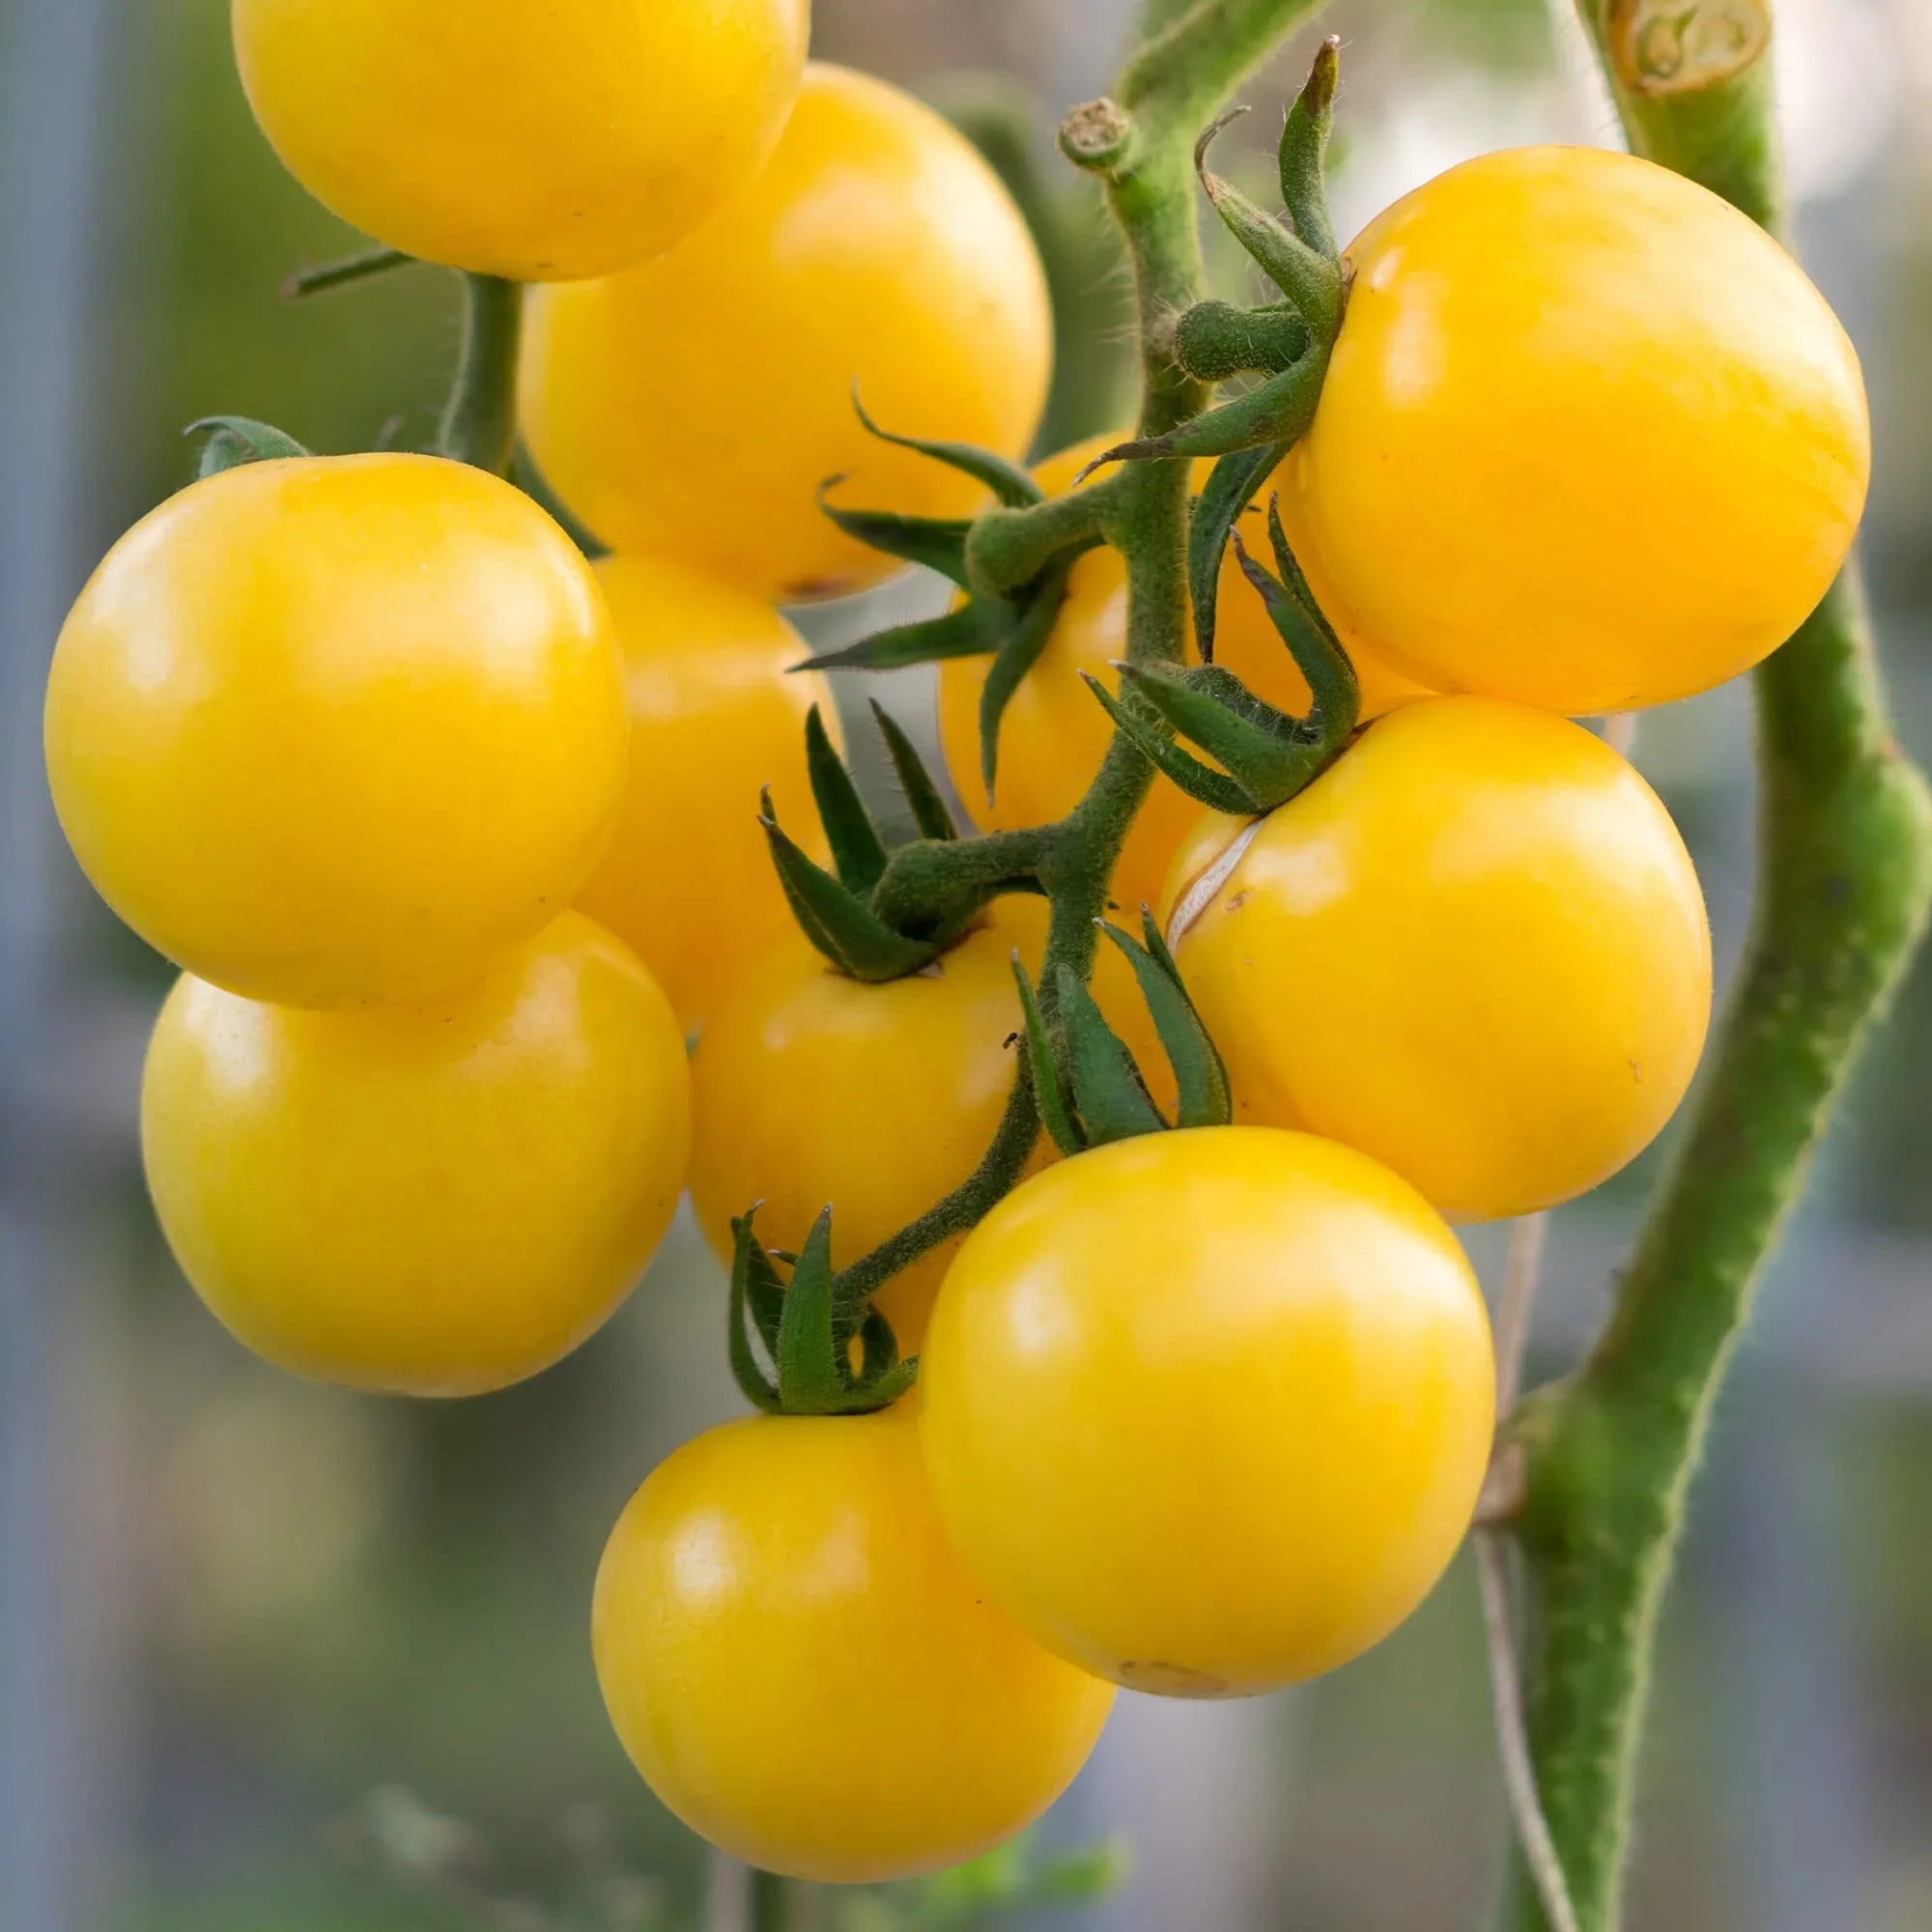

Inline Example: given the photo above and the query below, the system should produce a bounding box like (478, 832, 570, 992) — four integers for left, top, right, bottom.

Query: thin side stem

(749, 1867, 791, 1932)
(437, 272, 523, 474)
(1496, 13, 1932, 1929)
(281, 243, 414, 300)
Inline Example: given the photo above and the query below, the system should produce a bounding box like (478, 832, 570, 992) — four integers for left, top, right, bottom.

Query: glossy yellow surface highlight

(593, 1406, 1114, 1882)
(574, 555, 834, 1032)
(141, 914, 690, 1396)
(688, 898, 1161, 1353)
(233, 0, 810, 280)
(938, 436, 1430, 915)
(45, 454, 627, 1009)
(919, 1127, 1494, 1696)
(1292, 145, 1868, 713)
(520, 64, 1052, 601)
(1166, 699, 1712, 1221)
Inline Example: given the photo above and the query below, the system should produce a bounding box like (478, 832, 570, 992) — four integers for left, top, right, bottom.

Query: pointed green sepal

(795, 599, 1009, 672)
(1080, 671, 1262, 815)
(871, 701, 959, 843)
(980, 554, 1077, 796)
(726, 1211, 784, 1412)
(805, 706, 890, 895)
(1279, 37, 1342, 261)
(1114, 659, 1314, 794)
(1011, 955, 1085, 1156)
(187, 415, 309, 477)
(1236, 501, 1360, 738)
(774, 1209, 850, 1414)
(759, 790, 941, 980)
(816, 483, 974, 587)
(851, 389, 1042, 508)
(1190, 442, 1290, 663)
(1053, 963, 1168, 1145)
(1085, 352, 1327, 466)
(1195, 115, 1342, 339)
(1099, 913, 1232, 1129)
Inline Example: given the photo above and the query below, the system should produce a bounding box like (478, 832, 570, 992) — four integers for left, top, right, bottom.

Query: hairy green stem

(1498, 11, 1932, 1929)
(825, 0, 1330, 1321)
(436, 272, 523, 474)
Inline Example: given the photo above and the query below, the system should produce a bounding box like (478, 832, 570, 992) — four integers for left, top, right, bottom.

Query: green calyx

(1016, 908, 1232, 1156)
(187, 414, 310, 477)
(1097, 39, 1346, 469)
(805, 398, 1113, 800)
(728, 1208, 916, 1416)
(1085, 496, 1359, 814)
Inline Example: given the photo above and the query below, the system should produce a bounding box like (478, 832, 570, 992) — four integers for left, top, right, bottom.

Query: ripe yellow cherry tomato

(45, 454, 627, 1009)
(937, 436, 1430, 915)
(573, 555, 834, 1033)
(1289, 144, 1869, 713)
(1164, 698, 1712, 1221)
(688, 897, 1161, 1354)
(519, 64, 1051, 602)
(232, 0, 810, 281)
(594, 1405, 1114, 1882)
(919, 1126, 1494, 1696)
(141, 913, 689, 1397)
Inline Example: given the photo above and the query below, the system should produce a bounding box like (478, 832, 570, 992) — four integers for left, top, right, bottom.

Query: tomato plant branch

(1495, 13, 1932, 1929)
(437, 272, 523, 475)
(281, 242, 415, 301)
(814, 0, 1334, 1339)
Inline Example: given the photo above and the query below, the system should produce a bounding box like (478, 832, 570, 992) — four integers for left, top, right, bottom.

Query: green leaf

(796, 600, 1009, 672)
(979, 554, 1076, 796)
(816, 488, 974, 587)
(1279, 37, 1342, 260)
(1054, 963, 1167, 1145)
(775, 1208, 848, 1414)
(1100, 915, 1232, 1129)
(1011, 955, 1085, 1156)
(1080, 672, 1261, 816)
(851, 389, 1043, 507)
(806, 706, 890, 895)
(186, 414, 309, 477)
(726, 1214, 782, 1412)
(870, 701, 959, 842)
(759, 792, 939, 980)
(1190, 443, 1289, 663)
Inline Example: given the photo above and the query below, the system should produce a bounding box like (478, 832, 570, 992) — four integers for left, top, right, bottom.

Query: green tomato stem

(437, 271, 523, 475)
(1496, 12, 1932, 1930)
(749, 1865, 792, 1932)
(280, 243, 415, 301)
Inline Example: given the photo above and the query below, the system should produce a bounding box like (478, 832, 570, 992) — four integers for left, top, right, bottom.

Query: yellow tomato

(232, 0, 809, 281)
(1164, 698, 1712, 1221)
(938, 436, 1430, 915)
(919, 1126, 1493, 1696)
(573, 555, 833, 1033)
(45, 454, 627, 1009)
(141, 913, 689, 1396)
(1291, 144, 1868, 713)
(688, 897, 1161, 1354)
(519, 64, 1051, 602)
(594, 1405, 1113, 1882)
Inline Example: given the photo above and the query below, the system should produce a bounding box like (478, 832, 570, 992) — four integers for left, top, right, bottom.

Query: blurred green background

(2, 2, 1929, 1929)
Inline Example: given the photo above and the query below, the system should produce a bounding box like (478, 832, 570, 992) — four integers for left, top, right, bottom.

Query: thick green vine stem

(1497, 8, 1932, 1928)
(807, 0, 1336, 1325)
(437, 272, 523, 475)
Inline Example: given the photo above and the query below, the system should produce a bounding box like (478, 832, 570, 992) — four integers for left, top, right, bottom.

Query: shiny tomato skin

(232, 0, 810, 280)
(44, 453, 628, 1009)
(1292, 145, 1868, 713)
(919, 1125, 1494, 1696)
(593, 1404, 1114, 1882)
(141, 913, 689, 1396)
(1164, 697, 1712, 1220)
(519, 64, 1051, 602)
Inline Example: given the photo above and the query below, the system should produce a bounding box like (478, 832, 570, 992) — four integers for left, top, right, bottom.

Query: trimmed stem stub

(1060, 97, 1134, 172)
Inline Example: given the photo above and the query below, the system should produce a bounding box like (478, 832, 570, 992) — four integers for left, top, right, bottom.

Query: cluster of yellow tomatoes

(40, 0, 1870, 1890)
